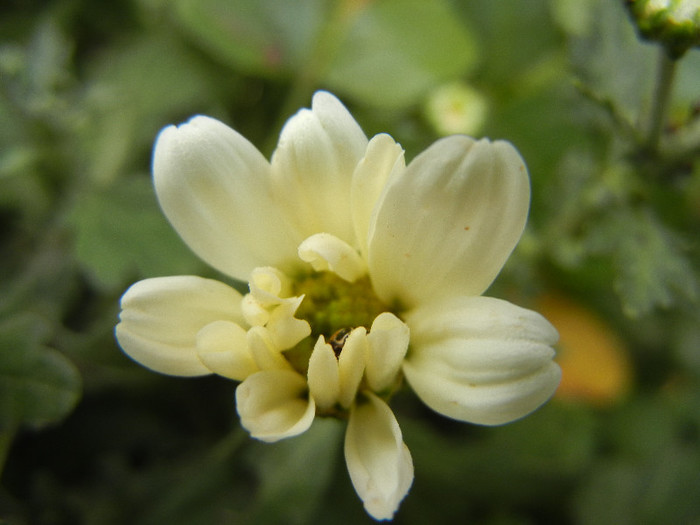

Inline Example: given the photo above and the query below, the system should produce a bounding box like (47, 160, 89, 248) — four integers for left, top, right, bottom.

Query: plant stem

(645, 48, 677, 155)
(263, 0, 368, 154)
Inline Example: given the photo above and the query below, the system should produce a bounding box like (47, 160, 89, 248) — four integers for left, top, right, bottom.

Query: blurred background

(1, 0, 699, 523)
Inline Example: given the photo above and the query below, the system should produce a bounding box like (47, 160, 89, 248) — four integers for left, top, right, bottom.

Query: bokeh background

(1, 0, 700, 523)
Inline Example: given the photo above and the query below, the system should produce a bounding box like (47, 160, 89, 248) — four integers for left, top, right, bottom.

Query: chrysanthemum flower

(115, 91, 561, 521)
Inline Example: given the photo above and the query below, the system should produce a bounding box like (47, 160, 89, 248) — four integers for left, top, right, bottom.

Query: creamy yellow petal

(298, 233, 367, 282)
(236, 369, 315, 442)
(248, 266, 292, 306)
(307, 337, 341, 411)
(196, 320, 258, 381)
(337, 328, 368, 409)
(115, 276, 243, 376)
(366, 313, 410, 393)
(368, 136, 530, 307)
(153, 116, 302, 281)
(241, 293, 269, 327)
(345, 392, 413, 521)
(403, 296, 561, 425)
(271, 91, 368, 243)
(351, 134, 405, 257)
(266, 297, 311, 350)
(246, 326, 293, 371)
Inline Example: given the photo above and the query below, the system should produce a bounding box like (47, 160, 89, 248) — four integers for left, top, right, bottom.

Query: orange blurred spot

(537, 293, 633, 406)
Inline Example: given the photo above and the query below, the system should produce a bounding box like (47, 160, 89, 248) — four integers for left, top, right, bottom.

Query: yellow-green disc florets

(284, 272, 401, 375)
(293, 272, 392, 340)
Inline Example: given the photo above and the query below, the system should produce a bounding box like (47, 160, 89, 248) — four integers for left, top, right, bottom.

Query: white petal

(246, 326, 293, 371)
(351, 134, 405, 257)
(241, 293, 269, 327)
(248, 266, 292, 306)
(115, 276, 243, 376)
(266, 297, 311, 350)
(271, 91, 368, 243)
(402, 296, 561, 425)
(368, 136, 530, 307)
(307, 337, 340, 411)
(153, 116, 302, 281)
(196, 320, 258, 381)
(345, 392, 413, 521)
(236, 369, 315, 442)
(337, 328, 368, 409)
(366, 313, 410, 393)
(298, 233, 367, 282)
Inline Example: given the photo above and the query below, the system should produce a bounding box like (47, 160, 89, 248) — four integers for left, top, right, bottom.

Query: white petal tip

(345, 393, 413, 521)
(298, 233, 366, 282)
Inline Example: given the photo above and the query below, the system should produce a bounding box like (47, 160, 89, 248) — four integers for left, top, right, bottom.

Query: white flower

(115, 91, 560, 521)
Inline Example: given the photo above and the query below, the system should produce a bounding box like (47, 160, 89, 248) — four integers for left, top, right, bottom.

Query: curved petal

(307, 336, 340, 411)
(368, 136, 530, 307)
(351, 134, 405, 256)
(196, 320, 258, 381)
(248, 266, 292, 306)
(298, 233, 367, 282)
(241, 293, 269, 327)
(236, 369, 315, 442)
(337, 328, 368, 409)
(271, 91, 368, 243)
(266, 297, 311, 350)
(115, 276, 243, 376)
(345, 392, 413, 521)
(153, 116, 302, 281)
(402, 296, 561, 425)
(246, 326, 293, 371)
(366, 313, 410, 394)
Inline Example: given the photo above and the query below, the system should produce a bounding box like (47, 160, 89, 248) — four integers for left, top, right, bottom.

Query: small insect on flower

(329, 327, 353, 357)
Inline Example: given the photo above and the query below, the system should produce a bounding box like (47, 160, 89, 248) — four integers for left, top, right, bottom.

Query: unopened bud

(625, 0, 700, 58)
(424, 82, 488, 137)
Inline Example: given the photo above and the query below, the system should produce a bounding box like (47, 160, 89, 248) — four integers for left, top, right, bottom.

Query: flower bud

(625, 0, 700, 58)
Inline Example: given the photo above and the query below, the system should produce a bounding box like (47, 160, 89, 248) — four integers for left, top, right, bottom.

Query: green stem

(263, 0, 367, 154)
(645, 48, 677, 154)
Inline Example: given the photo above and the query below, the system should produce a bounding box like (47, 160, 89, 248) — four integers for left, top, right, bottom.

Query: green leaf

(132, 428, 249, 525)
(173, 0, 326, 77)
(573, 447, 700, 525)
(173, 0, 477, 108)
(597, 208, 697, 317)
(0, 313, 81, 429)
(569, 0, 656, 125)
(67, 176, 202, 290)
(80, 32, 218, 185)
(84, 32, 217, 125)
(25, 17, 74, 97)
(398, 403, 596, 522)
(674, 310, 700, 377)
(456, 0, 561, 90)
(324, 0, 478, 108)
(245, 418, 344, 524)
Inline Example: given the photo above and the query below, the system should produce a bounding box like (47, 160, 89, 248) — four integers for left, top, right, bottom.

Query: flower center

(284, 272, 398, 374)
(294, 273, 390, 337)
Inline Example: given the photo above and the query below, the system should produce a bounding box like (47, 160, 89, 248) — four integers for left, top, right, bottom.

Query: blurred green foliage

(1, 0, 699, 523)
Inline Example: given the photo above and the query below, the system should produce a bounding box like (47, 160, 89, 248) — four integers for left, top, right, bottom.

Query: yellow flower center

(283, 272, 399, 374)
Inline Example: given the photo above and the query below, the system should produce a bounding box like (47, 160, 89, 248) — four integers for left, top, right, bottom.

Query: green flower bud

(424, 82, 488, 137)
(625, 0, 700, 58)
